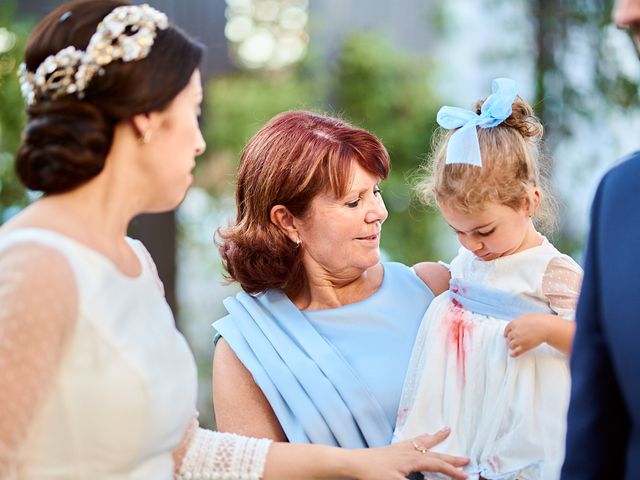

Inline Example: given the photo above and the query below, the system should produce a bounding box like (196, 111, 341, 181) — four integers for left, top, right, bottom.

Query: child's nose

(469, 238, 484, 252)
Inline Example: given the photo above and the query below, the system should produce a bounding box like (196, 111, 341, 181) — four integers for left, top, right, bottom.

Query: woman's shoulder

(0, 227, 76, 266)
(0, 233, 79, 331)
(0, 232, 75, 280)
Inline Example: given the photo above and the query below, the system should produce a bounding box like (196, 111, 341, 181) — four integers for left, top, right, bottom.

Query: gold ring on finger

(411, 440, 429, 454)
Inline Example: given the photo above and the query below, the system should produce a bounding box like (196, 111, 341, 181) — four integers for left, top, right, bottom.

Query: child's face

(440, 200, 540, 261)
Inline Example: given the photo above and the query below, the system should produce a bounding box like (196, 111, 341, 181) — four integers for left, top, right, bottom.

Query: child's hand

(503, 314, 550, 357)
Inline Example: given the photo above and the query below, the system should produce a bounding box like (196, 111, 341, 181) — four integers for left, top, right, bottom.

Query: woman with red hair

(214, 111, 448, 452)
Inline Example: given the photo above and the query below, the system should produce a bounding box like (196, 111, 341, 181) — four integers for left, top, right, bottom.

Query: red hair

(217, 110, 390, 295)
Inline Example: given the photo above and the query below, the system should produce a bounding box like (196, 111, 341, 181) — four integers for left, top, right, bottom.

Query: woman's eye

(373, 187, 381, 196)
(346, 199, 360, 208)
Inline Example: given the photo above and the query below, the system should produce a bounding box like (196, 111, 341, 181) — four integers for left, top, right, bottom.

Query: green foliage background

(2, 0, 639, 262)
(0, 3, 31, 222)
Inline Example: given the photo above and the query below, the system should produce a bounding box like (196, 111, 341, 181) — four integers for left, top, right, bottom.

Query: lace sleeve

(174, 418, 271, 480)
(542, 256, 583, 320)
(0, 243, 78, 476)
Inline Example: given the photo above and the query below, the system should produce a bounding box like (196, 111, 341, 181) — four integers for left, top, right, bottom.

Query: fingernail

(439, 426, 451, 433)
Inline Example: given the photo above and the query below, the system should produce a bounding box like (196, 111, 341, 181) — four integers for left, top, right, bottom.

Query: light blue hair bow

(437, 78, 518, 167)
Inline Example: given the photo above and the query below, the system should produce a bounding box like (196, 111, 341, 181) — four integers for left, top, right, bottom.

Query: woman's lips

(357, 233, 380, 242)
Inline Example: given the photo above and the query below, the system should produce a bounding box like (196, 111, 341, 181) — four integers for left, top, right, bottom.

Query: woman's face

(142, 69, 206, 211)
(295, 163, 388, 280)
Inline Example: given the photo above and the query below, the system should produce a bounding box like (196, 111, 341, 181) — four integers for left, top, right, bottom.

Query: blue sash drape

(215, 289, 392, 447)
(449, 278, 552, 321)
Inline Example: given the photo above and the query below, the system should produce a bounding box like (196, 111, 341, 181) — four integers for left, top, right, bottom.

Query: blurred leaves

(530, 0, 638, 137)
(0, 1, 31, 223)
(333, 33, 442, 264)
(526, 0, 639, 254)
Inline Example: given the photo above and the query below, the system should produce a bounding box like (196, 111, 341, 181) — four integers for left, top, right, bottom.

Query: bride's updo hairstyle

(16, 0, 204, 194)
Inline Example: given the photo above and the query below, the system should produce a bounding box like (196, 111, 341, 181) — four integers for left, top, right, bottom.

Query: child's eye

(478, 228, 496, 237)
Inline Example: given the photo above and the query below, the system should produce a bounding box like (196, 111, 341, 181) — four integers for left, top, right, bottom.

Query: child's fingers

(428, 451, 470, 467)
(424, 458, 468, 480)
(510, 345, 523, 357)
(413, 427, 451, 449)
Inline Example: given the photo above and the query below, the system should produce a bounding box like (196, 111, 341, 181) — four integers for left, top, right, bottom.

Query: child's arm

(545, 315, 576, 354)
(505, 255, 583, 357)
(504, 313, 575, 357)
(413, 262, 451, 296)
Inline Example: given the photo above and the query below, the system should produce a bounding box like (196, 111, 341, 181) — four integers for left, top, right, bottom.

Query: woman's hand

(504, 313, 550, 357)
(344, 427, 469, 480)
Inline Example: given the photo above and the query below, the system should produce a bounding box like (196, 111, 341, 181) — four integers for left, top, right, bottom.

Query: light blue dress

(213, 262, 434, 448)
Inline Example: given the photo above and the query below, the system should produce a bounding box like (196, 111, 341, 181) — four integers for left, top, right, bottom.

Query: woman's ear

(131, 113, 152, 142)
(131, 112, 163, 144)
(270, 205, 300, 244)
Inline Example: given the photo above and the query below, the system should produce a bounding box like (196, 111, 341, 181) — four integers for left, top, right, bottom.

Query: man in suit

(561, 1, 640, 478)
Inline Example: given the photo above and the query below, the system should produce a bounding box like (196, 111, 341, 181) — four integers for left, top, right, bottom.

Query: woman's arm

(174, 424, 469, 480)
(413, 262, 451, 296)
(0, 244, 78, 475)
(212, 338, 287, 441)
(264, 428, 468, 480)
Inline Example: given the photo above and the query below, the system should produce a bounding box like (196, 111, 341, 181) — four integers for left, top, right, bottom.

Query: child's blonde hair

(418, 95, 557, 233)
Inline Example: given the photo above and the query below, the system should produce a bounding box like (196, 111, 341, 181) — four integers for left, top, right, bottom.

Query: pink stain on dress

(396, 407, 408, 424)
(446, 298, 474, 383)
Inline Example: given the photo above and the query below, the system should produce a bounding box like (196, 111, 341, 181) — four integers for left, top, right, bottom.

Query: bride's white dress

(0, 228, 269, 479)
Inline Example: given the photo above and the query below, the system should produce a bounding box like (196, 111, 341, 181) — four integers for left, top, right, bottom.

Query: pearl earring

(139, 129, 153, 145)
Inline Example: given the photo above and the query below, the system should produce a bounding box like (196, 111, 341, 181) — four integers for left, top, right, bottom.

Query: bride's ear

(130, 111, 163, 144)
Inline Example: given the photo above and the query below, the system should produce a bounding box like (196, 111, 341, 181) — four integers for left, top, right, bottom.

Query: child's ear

(524, 187, 541, 216)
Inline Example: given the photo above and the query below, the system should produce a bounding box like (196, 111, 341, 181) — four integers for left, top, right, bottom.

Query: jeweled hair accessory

(436, 78, 518, 167)
(18, 4, 168, 106)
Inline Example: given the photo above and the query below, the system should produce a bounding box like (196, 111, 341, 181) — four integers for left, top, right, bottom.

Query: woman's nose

(366, 195, 388, 224)
(195, 129, 206, 156)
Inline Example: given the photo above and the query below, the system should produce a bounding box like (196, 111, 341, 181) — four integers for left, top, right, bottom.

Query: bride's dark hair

(16, 0, 204, 194)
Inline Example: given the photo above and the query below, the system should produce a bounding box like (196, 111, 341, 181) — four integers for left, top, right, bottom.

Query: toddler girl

(394, 78, 582, 480)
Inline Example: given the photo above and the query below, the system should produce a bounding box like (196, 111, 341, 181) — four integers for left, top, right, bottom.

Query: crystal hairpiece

(18, 4, 168, 106)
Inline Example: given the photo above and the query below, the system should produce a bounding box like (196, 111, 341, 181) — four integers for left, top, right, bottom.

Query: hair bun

(503, 97, 543, 139)
(475, 96, 543, 140)
(16, 100, 114, 193)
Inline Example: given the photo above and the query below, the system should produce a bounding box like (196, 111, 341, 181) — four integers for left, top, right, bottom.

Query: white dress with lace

(0, 228, 270, 480)
(394, 238, 583, 480)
